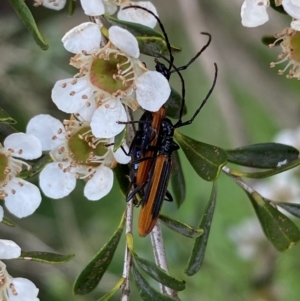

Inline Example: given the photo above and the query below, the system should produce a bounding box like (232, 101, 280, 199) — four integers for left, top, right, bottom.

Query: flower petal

(5, 178, 41, 218)
(41, 0, 66, 10)
(52, 77, 94, 114)
(282, 0, 300, 19)
(80, 0, 105, 16)
(9, 278, 39, 301)
(109, 26, 140, 58)
(0, 240, 21, 259)
(291, 20, 300, 31)
(135, 71, 171, 111)
(62, 22, 102, 54)
(91, 99, 127, 138)
(84, 166, 113, 200)
(39, 163, 76, 199)
(241, 0, 269, 27)
(118, 2, 158, 28)
(27, 114, 66, 151)
(112, 143, 131, 164)
(103, 1, 118, 15)
(4, 133, 42, 160)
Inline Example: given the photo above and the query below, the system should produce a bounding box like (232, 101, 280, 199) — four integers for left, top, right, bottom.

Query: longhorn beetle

(120, 6, 218, 236)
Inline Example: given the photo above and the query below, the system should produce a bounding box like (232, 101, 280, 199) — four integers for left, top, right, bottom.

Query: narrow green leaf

(0, 108, 16, 124)
(132, 254, 185, 291)
(185, 182, 217, 276)
(227, 143, 299, 169)
(73, 215, 126, 295)
(0, 123, 17, 143)
(132, 264, 178, 301)
(165, 88, 187, 119)
(19, 153, 53, 179)
(2, 218, 15, 227)
(67, 0, 76, 15)
(97, 278, 125, 301)
(8, 0, 48, 50)
(277, 202, 300, 218)
(170, 151, 186, 207)
(247, 192, 300, 251)
(159, 214, 203, 238)
(113, 163, 130, 198)
(19, 251, 74, 263)
(113, 128, 126, 152)
(175, 131, 228, 181)
(103, 14, 181, 56)
(229, 158, 300, 179)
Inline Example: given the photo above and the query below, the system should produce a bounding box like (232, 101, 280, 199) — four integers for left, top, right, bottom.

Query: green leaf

(0, 108, 17, 124)
(170, 151, 185, 207)
(103, 15, 181, 56)
(175, 131, 228, 181)
(185, 182, 217, 276)
(229, 158, 300, 179)
(113, 128, 126, 152)
(73, 215, 126, 295)
(0, 123, 17, 143)
(19, 251, 74, 263)
(277, 203, 300, 218)
(97, 278, 125, 301)
(226, 143, 299, 169)
(269, 0, 286, 14)
(113, 163, 130, 198)
(159, 214, 203, 238)
(132, 264, 178, 301)
(19, 153, 53, 179)
(2, 218, 15, 227)
(165, 88, 187, 120)
(8, 0, 48, 50)
(262, 36, 279, 46)
(247, 192, 300, 252)
(132, 254, 185, 291)
(67, 0, 76, 15)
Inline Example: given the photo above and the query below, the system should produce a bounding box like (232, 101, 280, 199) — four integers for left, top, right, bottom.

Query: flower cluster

(241, 0, 300, 79)
(24, 2, 171, 202)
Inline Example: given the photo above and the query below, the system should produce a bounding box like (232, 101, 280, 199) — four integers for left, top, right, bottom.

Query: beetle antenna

(122, 5, 174, 76)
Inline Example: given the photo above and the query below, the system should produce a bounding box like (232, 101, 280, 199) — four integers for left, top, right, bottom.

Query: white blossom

(0, 261, 39, 301)
(27, 114, 130, 200)
(34, 0, 66, 10)
(52, 23, 170, 140)
(80, 0, 158, 28)
(0, 133, 42, 218)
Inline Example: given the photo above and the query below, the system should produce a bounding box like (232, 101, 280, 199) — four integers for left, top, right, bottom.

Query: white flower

(117, 1, 158, 28)
(0, 261, 39, 301)
(0, 133, 42, 218)
(241, 0, 269, 27)
(53, 23, 170, 138)
(282, 0, 300, 20)
(80, 0, 158, 28)
(0, 240, 21, 259)
(33, 0, 66, 10)
(27, 114, 130, 200)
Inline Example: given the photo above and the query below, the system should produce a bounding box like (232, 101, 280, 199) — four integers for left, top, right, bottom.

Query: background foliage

(1, 0, 300, 300)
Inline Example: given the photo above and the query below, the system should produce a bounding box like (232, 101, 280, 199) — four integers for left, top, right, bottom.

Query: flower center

(289, 31, 300, 64)
(90, 53, 133, 94)
(68, 126, 108, 165)
(0, 153, 9, 183)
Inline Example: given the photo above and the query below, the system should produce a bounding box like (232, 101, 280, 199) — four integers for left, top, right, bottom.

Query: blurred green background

(1, 0, 300, 300)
